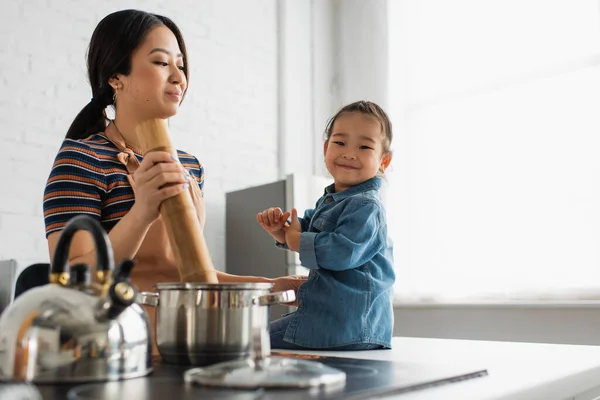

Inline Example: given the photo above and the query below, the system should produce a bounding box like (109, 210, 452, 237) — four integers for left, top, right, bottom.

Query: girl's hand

(257, 207, 290, 244)
(130, 152, 190, 225)
(283, 208, 302, 251)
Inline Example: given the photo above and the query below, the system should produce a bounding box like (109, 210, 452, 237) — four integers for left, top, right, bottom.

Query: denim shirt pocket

(310, 214, 336, 232)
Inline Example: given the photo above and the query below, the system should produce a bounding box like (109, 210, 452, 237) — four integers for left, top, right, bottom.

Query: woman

(42, 9, 305, 351)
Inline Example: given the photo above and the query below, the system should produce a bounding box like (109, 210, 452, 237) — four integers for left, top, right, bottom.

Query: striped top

(43, 133, 204, 237)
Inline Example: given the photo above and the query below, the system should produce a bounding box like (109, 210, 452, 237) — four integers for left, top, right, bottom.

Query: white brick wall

(0, 0, 279, 274)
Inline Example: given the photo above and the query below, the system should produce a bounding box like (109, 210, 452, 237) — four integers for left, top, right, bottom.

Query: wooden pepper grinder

(134, 119, 218, 283)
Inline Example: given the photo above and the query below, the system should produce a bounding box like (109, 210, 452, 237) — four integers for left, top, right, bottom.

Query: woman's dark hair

(324, 100, 393, 153)
(66, 9, 189, 139)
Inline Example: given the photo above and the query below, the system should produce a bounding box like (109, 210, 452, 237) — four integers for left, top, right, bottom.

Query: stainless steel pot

(137, 283, 294, 366)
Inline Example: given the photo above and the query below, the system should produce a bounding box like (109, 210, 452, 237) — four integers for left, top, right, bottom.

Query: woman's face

(112, 25, 187, 120)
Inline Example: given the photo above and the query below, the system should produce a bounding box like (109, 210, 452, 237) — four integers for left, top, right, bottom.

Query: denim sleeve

(299, 200, 384, 271)
(274, 240, 289, 250)
(274, 208, 315, 250)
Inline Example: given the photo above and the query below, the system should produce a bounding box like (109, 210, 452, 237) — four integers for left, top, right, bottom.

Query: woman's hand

(130, 151, 190, 225)
(271, 274, 308, 306)
(257, 207, 290, 245)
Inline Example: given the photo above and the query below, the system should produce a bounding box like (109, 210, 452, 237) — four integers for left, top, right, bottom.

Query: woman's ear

(108, 75, 121, 91)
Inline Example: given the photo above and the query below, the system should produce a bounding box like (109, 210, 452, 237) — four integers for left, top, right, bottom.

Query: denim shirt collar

(324, 176, 382, 202)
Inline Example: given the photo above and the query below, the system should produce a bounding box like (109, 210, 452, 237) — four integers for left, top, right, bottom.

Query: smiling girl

(257, 100, 396, 350)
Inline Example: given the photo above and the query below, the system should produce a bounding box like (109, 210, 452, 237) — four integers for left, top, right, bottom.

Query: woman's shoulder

(56, 134, 117, 158)
(56, 134, 131, 172)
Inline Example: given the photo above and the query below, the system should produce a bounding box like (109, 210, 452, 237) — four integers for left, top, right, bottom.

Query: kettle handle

(50, 215, 115, 286)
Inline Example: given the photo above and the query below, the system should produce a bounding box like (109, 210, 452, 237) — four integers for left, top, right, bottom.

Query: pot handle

(252, 290, 295, 306)
(136, 291, 160, 307)
(251, 290, 295, 369)
(252, 321, 271, 368)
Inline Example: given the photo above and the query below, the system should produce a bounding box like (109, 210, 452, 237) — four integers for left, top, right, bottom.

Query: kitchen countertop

(12, 336, 600, 399)
(290, 336, 600, 399)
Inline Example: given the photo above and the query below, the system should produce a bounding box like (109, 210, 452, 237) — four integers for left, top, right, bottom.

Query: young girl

(257, 100, 395, 350)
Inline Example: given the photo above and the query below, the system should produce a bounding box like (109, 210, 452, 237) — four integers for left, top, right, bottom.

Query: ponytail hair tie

(89, 97, 105, 109)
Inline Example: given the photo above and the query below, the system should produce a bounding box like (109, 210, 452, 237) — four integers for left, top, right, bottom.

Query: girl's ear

(379, 152, 392, 172)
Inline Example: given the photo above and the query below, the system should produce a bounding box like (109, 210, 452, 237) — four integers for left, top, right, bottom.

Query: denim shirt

(277, 176, 395, 348)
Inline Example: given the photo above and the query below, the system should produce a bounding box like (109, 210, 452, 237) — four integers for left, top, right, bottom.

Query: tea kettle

(0, 215, 152, 383)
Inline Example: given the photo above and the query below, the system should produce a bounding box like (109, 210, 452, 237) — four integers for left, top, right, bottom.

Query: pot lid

(183, 356, 346, 389)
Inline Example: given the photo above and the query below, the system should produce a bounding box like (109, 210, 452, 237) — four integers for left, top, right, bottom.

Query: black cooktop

(20, 353, 488, 400)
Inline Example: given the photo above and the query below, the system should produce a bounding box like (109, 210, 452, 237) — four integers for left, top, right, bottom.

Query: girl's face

(324, 112, 392, 192)
(110, 26, 187, 120)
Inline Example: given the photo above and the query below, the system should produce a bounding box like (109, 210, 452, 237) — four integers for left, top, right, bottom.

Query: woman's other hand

(271, 274, 308, 306)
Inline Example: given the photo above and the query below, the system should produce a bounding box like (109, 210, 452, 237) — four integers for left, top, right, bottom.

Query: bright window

(387, 0, 600, 301)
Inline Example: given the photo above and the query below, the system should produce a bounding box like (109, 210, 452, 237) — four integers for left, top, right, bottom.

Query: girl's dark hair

(66, 9, 189, 139)
(324, 100, 393, 152)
